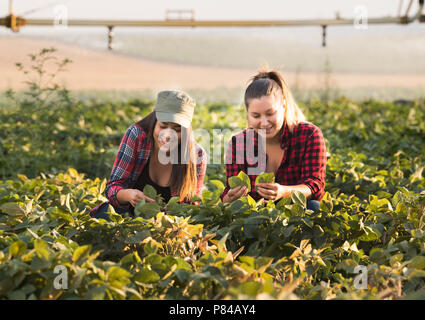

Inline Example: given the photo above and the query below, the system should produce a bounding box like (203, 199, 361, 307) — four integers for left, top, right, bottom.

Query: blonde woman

(91, 90, 207, 219)
(221, 69, 327, 211)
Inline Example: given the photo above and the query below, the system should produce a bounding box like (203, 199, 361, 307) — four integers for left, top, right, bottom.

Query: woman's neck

(266, 132, 282, 146)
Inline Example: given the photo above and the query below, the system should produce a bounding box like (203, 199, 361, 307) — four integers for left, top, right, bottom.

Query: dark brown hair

(244, 69, 306, 132)
(137, 112, 197, 202)
(244, 70, 285, 108)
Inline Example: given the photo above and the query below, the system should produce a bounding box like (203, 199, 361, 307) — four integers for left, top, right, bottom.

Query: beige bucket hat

(154, 90, 196, 128)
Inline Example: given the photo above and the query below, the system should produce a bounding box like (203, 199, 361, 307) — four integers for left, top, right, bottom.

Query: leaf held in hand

(228, 171, 251, 192)
(255, 172, 275, 185)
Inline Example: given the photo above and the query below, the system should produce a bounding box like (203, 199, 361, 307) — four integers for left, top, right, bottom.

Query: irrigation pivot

(1, 0, 424, 48)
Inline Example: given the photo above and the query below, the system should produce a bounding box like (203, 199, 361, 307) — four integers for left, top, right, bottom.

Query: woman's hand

(117, 189, 156, 207)
(256, 183, 287, 201)
(222, 186, 249, 203)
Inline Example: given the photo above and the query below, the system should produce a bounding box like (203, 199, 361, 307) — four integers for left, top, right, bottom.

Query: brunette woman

(221, 69, 327, 211)
(90, 90, 207, 219)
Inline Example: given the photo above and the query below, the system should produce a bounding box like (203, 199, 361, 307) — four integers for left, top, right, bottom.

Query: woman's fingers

(133, 190, 155, 203)
(257, 186, 277, 199)
(234, 186, 247, 199)
(229, 185, 242, 195)
(225, 185, 248, 202)
(141, 193, 156, 203)
(130, 190, 156, 206)
(257, 183, 276, 191)
(227, 186, 241, 199)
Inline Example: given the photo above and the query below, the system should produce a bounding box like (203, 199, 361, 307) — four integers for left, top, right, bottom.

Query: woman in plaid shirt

(221, 69, 327, 211)
(90, 90, 207, 219)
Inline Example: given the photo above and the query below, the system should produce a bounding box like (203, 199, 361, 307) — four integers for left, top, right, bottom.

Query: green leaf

(359, 226, 381, 242)
(246, 195, 257, 208)
(255, 172, 275, 185)
(243, 223, 258, 239)
(134, 199, 146, 216)
(9, 240, 27, 258)
(7, 290, 26, 300)
(409, 256, 425, 270)
(408, 270, 425, 279)
(369, 248, 386, 263)
(239, 281, 260, 296)
(237, 171, 251, 192)
(217, 232, 229, 252)
(143, 185, 157, 200)
(290, 203, 305, 217)
(239, 256, 255, 268)
(134, 269, 160, 284)
(228, 171, 251, 192)
(107, 266, 131, 282)
(291, 191, 306, 209)
(1, 202, 25, 217)
(276, 197, 291, 210)
(175, 258, 191, 270)
(67, 168, 79, 178)
(85, 286, 106, 300)
(72, 245, 92, 263)
(144, 241, 159, 255)
(254, 257, 273, 273)
(17, 174, 28, 182)
(302, 217, 314, 228)
(137, 202, 162, 218)
(174, 269, 190, 283)
(283, 225, 295, 238)
(30, 256, 51, 271)
(125, 230, 150, 244)
(166, 196, 181, 211)
(209, 180, 225, 193)
(34, 239, 50, 260)
(229, 198, 251, 214)
(335, 259, 358, 273)
(99, 179, 107, 194)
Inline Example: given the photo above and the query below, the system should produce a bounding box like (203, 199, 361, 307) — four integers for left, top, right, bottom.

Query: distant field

(7, 24, 425, 74)
(1, 25, 425, 102)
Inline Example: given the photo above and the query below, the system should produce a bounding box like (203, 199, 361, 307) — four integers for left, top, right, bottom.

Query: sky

(1, 0, 422, 20)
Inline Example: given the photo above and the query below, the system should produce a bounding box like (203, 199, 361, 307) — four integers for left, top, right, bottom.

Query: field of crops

(1, 51, 425, 300)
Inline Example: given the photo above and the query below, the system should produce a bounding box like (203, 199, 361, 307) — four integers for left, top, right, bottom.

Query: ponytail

(244, 68, 306, 133)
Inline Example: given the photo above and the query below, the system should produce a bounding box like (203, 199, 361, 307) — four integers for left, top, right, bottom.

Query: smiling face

(246, 94, 285, 140)
(153, 121, 182, 152)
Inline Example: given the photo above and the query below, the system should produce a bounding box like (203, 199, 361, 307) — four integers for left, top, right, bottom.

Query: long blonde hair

(244, 68, 306, 133)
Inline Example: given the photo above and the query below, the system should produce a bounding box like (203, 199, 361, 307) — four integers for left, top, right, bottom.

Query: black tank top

(134, 158, 172, 203)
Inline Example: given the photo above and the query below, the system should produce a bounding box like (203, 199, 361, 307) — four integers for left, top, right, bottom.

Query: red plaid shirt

(90, 123, 207, 216)
(221, 122, 327, 201)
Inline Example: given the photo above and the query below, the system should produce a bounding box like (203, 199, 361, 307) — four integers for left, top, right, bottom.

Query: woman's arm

(256, 182, 312, 201)
(221, 134, 249, 203)
(299, 126, 327, 201)
(105, 125, 145, 208)
(116, 188, 155, 206)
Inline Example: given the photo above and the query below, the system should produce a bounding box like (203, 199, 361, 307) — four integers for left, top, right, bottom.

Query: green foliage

(1, 48, 425, 300)
(0, 166, 424, 300)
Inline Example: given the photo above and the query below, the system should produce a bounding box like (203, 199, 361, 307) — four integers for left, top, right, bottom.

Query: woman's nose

(160, 128, 177, 142)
